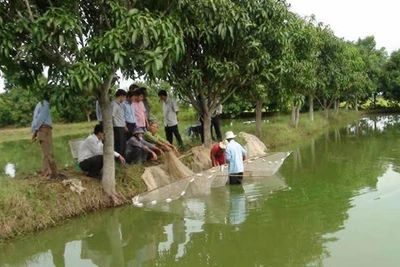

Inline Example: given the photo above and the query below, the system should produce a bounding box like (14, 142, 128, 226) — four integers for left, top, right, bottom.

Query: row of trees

(0, 0, 398, 200)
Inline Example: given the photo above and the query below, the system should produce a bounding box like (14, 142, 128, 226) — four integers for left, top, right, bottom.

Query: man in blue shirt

(31, 99, 58, 179)
(123, 91, 137, 139)
(225, 131, 247, 185)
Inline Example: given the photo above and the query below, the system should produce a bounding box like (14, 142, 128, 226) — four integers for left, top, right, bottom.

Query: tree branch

(23, 0, 34, 21)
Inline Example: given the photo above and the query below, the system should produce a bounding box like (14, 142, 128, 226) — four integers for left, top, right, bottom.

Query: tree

(0, 0, 183, 202)
(167, 0, 291, 146)
(382, 50, 400, 104)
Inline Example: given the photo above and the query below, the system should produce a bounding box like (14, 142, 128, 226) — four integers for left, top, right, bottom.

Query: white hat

(219, 140, 228, 149)
(225, 131, 236, 139)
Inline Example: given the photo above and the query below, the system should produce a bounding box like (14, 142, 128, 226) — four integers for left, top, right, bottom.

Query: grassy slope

(0, 110, 361, 241)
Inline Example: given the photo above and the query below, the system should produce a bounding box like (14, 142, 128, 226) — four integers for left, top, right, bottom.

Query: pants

(37, 125, 57, 177)
(126, 147, 148, 164)
(113, 127, 126, 157)
(211, 115, 222, 141)
(165, 124, 183, 148)
(229, 172, 243, 185)
(79, 155, 103, 179)
(126, 122, 136, 139)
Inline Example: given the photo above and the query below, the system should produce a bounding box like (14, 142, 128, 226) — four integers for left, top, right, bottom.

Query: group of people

(78, 85, 184, 179)
(31, 86, 247, 185)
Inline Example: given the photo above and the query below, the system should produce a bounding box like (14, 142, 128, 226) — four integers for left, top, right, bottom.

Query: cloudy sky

(1, 0, 399, 92)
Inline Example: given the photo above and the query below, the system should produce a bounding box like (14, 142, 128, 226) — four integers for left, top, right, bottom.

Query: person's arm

(143, 145, 158, 160)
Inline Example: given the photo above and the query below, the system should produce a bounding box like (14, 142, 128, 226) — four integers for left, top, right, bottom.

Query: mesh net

(239, 132, 268, 158)
(134, 152, 290, 207)
(141, 151, 194, 191)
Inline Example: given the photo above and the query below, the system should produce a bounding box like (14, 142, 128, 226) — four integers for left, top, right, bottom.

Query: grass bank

(0, 110, 361, 242)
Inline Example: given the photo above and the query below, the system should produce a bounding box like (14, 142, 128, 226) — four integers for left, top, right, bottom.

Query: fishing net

(134, 173, 288, 224)
(134, 152, 290, 207)
(239, 132, 268, 158)
(190, 146, 213, 172)
(142, 151, 194, 191)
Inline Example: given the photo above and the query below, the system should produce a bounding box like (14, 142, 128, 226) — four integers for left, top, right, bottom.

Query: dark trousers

(211, 115, 222, 141)
(114, 127, 126, 157)
(126, 147, 148, 164)
(229, 172, 243, 185)
(165, 124, 183, 147)
(126, 122, 136, 139)
(79, 155, 103, 179)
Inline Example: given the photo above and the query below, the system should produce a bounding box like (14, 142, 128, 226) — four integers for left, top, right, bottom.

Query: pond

(1, 115, 400, 266)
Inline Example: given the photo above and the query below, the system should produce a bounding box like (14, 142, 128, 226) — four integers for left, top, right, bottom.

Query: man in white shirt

(78, 124, 125, 179)
(112, 89, 127, 156)
(158, 90, 184, 150)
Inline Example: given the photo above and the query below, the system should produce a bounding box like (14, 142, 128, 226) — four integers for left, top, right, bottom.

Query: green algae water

(1, 115, 400, 266)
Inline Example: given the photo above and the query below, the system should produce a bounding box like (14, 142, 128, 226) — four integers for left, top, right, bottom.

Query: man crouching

(126, 128, 163, 164)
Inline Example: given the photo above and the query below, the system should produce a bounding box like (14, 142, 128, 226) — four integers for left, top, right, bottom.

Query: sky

(1, 0, 399, 93)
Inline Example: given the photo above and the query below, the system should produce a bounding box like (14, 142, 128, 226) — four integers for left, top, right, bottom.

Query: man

(78, 124, 125, 179)
(125, 128, 163, 164)
(123, 91, 137, 139)
(211, 103, 223, 141)
(31, 98, 58, 179)
(225, 131, 247, 185)
(112, 89, 127, 156)
(141, 87, 151, 121)
(158, 90, 184, 150)
(144, 121, 179, 155)
(210, 140, 228, 167)
(132, 88, 148, 131)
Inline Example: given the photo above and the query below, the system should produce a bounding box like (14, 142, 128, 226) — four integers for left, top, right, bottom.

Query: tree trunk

(86, 112, 91, 122)
(295, 106, 300, 128)
(291, 106, 296, 128)
(334, 99, 339, 114)
(309, 95, 314, 122)
(99, 83, 119, 203)
(203, 111, 213, 147)
(355, 96, 359, 112)
(324, 99, 329, 119)
(373, 93, 377, 108)
(255, 100, 263, 137)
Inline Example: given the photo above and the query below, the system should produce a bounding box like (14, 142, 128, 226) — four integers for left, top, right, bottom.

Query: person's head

(148, 121, 159, 134)
(115, 89, 127, 103)
(219, 140, 228, 150)
(140, 87, 148, 99)
(94, 124, 104, 140)
(158, 90, 168, 101)
(126, 91, 135, 104)
(132, 88, 145, 102)
(133, 128, 145, 140)
(129, 84, 139, 92)
(225, 131, 236, 142)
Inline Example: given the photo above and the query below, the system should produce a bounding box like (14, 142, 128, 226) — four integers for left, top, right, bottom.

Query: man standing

(132, 88, 148, 131)
(78, 124, 125, 179)
(112, 89, 127, 157)
(225, 131, 247, 185)
(31, 98, 57, 179)
(123, 91, 136, 139)
(158, 90, 184, 150)
(95, 100, 102, 125)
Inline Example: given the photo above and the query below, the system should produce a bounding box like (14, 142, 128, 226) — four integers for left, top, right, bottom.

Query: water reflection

(0, 176, 287, 267)
(4, 163, 16, 177)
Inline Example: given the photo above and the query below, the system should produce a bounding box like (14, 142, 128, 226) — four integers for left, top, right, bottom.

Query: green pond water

(1, 115, 400, 266)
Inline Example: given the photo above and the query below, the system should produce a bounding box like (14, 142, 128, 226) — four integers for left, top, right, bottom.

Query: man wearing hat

(210, 140, 228, 167)
(225, 131, 247, 185)
(125, 128, 163, 164)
